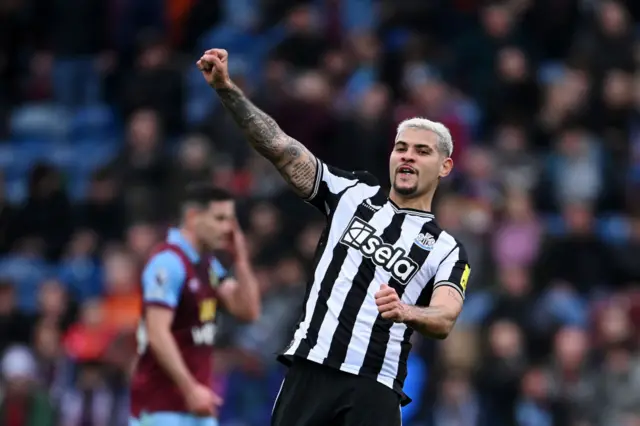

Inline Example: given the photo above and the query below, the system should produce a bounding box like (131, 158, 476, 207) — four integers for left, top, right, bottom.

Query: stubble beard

(393, 181, 419, 197)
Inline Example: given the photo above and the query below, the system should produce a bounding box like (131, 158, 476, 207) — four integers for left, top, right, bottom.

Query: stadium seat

(597, 215, 631, 244)
(68, 104, 118, 140)
(5, 178, 27, 204)
(9, 103, 69, 142)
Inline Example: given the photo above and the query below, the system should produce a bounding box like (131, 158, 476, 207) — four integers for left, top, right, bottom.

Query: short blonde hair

(396, 117, 453, 157)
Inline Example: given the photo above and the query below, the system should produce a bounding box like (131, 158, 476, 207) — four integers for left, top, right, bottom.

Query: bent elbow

(430, 320, 456, 340)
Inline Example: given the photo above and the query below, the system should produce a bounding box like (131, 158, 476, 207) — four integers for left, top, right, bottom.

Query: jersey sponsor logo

(340, 217, 419, 284)
(414, 232, 436, 251)
(199, 298, 217, 322)
(191, 322, 217, 345)
(362, 198, 382, 212)
(460, 264, 471, 292)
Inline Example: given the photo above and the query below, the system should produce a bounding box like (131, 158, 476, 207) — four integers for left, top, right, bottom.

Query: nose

(400, 153, 416, 164)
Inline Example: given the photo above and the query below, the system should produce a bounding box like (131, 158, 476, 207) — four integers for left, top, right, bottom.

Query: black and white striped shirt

(278, 160, 471, 405)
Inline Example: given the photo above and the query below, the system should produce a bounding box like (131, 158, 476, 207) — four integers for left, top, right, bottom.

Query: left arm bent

(403, 287, 463, 339)
(375, 244, 470, 339)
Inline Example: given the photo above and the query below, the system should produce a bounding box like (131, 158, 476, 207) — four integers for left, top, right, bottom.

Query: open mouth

(397, 165, 417, 176)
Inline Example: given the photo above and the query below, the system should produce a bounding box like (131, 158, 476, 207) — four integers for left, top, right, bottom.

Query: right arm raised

(197, 49, 318, 198)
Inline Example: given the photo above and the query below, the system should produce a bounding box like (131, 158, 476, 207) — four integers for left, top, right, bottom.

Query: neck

(179, 227, 203, 253)
(389, 189, 435, 212)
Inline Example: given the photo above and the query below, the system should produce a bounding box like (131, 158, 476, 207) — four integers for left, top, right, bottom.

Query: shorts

(271, 357, 402, 426)
(129, 412, 218, 426)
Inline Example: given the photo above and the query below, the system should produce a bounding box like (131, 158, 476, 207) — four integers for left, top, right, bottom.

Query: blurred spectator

(98, 247, 141, 332)
(477, 320, 527, 425)
(63, 300, 114, 363)
(612, 213, 640, 287)
(35, 279, 76, 332)
(168, 134, 215, 207)
(432, 369, 481, 426)
(30, 319, 64, 393)
(0, 345, 55, 426)
(272, 4, 328, 70)
(493, 122, 540, 192)
(537, 203, 613, 295)
(120, 31, 184, 135)
(493, 191, 542, 269)
(58, 361, 127, 426)
(32, 0, 111, 109)
(58, 230, 103, 303)
(0, 172, 18, 254)
(125, 222, 160, 264)
(108, 109, 170, 221)
(77, 169, 125, 243)
(0, 281, 32, 353)
(15, 163, 73, 259)
(516, 366, 569, 426)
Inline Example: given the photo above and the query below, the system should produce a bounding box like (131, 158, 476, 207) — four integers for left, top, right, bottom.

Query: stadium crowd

(0, 0, 640, 425)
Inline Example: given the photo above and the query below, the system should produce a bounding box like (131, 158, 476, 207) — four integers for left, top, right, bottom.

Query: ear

(439, 157, 453, 178)
(183, 206, 200, 227)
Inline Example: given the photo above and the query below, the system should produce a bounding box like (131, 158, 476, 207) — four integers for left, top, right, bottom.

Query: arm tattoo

(215, 83, 317, 197)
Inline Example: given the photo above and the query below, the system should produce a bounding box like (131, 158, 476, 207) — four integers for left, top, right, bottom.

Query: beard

(392, 180, 418, 196)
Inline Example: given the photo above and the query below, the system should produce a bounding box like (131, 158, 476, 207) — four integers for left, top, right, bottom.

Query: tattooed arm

(197, 49, 317, 197)
(213, 82, 318, 198)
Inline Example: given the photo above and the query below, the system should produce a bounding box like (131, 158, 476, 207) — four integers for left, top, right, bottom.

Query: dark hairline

(181, 183, 234, 210)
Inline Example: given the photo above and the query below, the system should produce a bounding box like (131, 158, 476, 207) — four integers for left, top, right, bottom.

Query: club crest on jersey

(340, 217, 419, 284)
(415, 232, 436, 251)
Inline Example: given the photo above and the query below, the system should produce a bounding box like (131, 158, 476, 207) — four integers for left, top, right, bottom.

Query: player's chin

(392, 182, 418, 196)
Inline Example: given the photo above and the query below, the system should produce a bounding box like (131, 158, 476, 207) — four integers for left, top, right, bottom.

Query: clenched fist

(375, 284, 409, 323)
(196, 48, 232, 89)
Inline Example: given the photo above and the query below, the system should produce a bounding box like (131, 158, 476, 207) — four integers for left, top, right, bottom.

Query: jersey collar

(388, 199, 435, 219)
(167, 228, 200, 263)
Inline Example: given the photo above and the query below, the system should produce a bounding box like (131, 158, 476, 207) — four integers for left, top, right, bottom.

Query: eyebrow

(395, 141, 433, 151)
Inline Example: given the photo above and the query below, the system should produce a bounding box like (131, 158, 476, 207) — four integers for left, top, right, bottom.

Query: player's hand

(228, 220, 249, 263)
(375, 284, 409, 323)
(184, 383, 223, 417)
(196, 48, 232, 89)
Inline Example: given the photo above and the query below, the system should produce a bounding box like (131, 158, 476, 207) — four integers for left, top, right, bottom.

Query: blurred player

(129, 184, 260, 426)
(198, 50, 470, 426)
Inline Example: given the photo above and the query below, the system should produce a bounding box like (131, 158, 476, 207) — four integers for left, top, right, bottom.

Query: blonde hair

(396, 117, 453, 157)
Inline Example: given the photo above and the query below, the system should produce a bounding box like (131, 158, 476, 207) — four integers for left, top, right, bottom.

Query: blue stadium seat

(71, 140, 118, 171)
(5, 178, 27, 204)
(10, 103, 69, 142)
(597, 215, 631, 244)
(68, 174, 90, 200)
(0, 145, 18, 171)
(68, 104, 118, 140)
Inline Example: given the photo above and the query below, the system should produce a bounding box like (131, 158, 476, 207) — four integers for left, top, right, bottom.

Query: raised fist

(197, 48, 232, 89)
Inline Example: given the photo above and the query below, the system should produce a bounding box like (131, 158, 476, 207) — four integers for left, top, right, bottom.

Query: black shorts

(271, 357, 402, 426)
